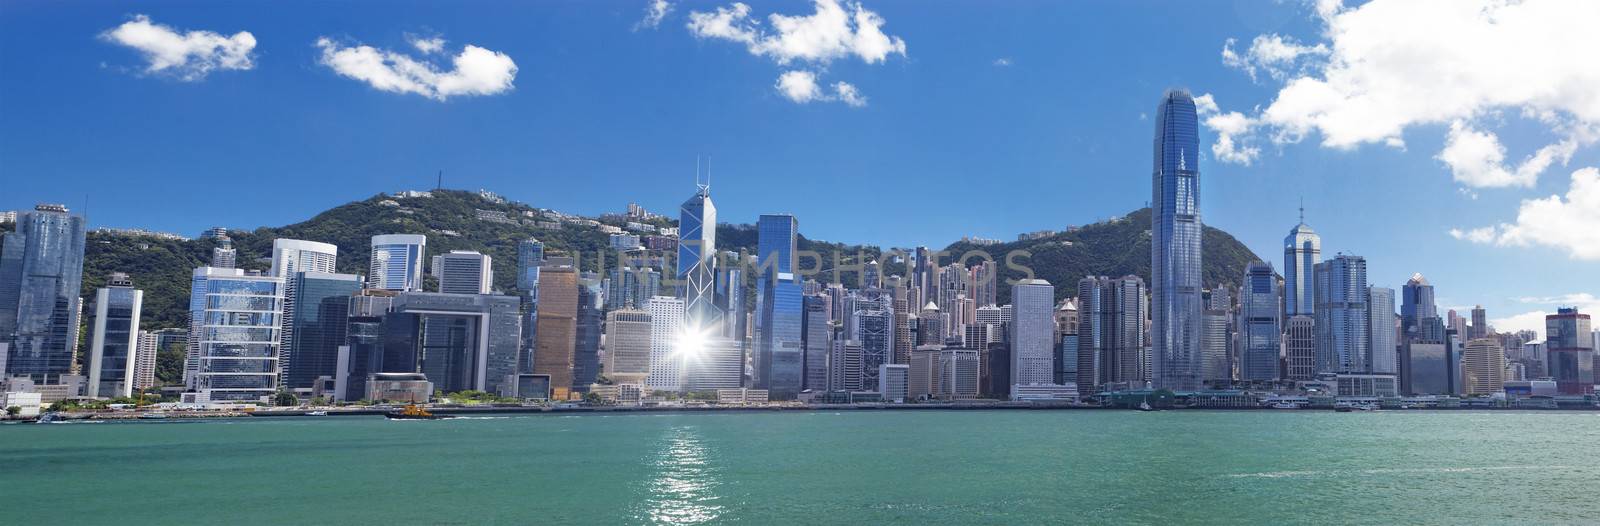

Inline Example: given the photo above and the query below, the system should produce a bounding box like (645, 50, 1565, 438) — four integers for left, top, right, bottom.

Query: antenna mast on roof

(436, 170, 443, 191)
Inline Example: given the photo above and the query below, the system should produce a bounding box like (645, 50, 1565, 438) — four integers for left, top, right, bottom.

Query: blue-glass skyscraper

(1240, 262, 1282, 382)
(1313, 255, 1368, 374)
(516, 238, 543, 298)
(755, 214, 803, 399)
(0, 204, 87, 381)
(1151, 89, 1204, 391)
(678, 184, 721, 333)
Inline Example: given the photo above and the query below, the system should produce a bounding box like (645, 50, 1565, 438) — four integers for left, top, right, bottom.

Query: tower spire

(1299, 196, 1305, 224)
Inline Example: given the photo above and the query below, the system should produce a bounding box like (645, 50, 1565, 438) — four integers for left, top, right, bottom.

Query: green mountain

(73, 190, 1265, 330)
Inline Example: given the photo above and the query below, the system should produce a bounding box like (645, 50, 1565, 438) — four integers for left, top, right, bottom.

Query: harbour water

(5, 410, 1598, 524)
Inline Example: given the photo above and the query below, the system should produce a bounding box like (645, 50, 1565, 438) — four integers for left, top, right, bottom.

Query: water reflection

(641, 426, 724, 525)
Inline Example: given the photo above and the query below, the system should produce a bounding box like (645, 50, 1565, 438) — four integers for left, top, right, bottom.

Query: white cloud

(1453, 167, 1600, 260)
(776, 70, 824, 103)
(1209, 0, 1600, 189)
(635, 0, 673, 31)
(1437, 120, 1591, 188)
(992, 57, 1012, 67)
(688, 0, 902, 106)
(1220, 34, 1328, 82)
(1494, 293, 1600, 339)
(99, 14, 255, 81)
(315, 36, 517, 101)
(833, 81, 866, 107)
(1195, 93, 1261, 166)
(1489, 310, 1553, 340)
(409, 35, 446, 54)
(774, 70, 867, 107)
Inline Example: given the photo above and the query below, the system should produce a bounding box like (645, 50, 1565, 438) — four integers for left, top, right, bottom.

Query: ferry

(385, 403, 453, 420)
(1271, 402, 1300, 410)
(139, 412, 169, 420)
(306, 410, 328, 416)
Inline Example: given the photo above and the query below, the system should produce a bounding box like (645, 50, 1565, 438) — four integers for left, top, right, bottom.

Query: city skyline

(3, 0, 1598, 338)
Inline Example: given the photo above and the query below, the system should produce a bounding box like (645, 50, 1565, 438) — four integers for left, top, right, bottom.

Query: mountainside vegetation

(69, 189, 1265, 330)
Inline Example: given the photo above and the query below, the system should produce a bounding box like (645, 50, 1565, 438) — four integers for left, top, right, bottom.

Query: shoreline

(12, 402, 1599, 423)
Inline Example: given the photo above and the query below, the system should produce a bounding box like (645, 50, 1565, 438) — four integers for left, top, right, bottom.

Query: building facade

(1150, 89, 1205, 391)
(188, 267, 285, 401)
(86, 274, 142, 398)
(0, 204, 87, 381)
(369, 234, 427, 292)
(435, 250, 492, 295)
(1239, 262, 1281, 382)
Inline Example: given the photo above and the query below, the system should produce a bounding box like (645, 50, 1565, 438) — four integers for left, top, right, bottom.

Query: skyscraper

(86, 273, 142, 398)
(188, 267, 284, 401)
(802, 294, 832, 391)
(1313, 255, 1368, 374)
(754, 214, 803, 399)
(282, 271, 361, 389)
(0, 204, 87, 381)
(1283, 214, 1321, 318)
(1545, 308, 1593, 395)
(1150, 89, 1204, 391)
(645, 296, 685, 391)
(1469, 305, 1488, 339)
(604, 309, 652, 385)
(516, 238, 544, 295)
(854, 304, 894, 391)
(435, 250, 492, 295)
(1368, 286, 1398, 374)
(1077, 275, 1147, 393)
(268, 239, 338, 278)
(1284, 315, 1316, 381)
(1461, 338, 1505, 396)
(572, 276, 602, 392)
(533, 264, 578, 399)
(1401, 273, 1439, 341)
(1239, 262, 1281, 382)
(1009, 279, 1056, 393)
(677, 183, 720, 334)
(369, 234, 427, 292)
(211, 235, 237, 269)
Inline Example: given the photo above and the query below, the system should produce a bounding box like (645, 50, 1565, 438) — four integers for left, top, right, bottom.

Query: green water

(5, 411, 1598, 525)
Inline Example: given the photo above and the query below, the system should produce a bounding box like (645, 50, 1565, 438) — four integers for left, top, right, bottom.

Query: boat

(306, 410, 328, 416)
(35, 412, 62, 424)
(139, 412, 169, 420)
(1271, 402, 1299, 410)
(1136, 397, 1159, 412)
(385, 403, 453, 420)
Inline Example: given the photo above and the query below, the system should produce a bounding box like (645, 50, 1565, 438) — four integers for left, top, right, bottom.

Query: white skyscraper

(1284, 214, 1321, 318)
(434, 250, 492, 294)
(86, 273, 142, 398)
(370, 234, 427, 291)
(268, 239, 338, 278)
(1009, 279, 1057, 394)
(1368, 286, 1398, 374)
(645, 296, 685, 391)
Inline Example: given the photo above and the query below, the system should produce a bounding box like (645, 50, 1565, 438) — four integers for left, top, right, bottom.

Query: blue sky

(2, 0, 1597, 335)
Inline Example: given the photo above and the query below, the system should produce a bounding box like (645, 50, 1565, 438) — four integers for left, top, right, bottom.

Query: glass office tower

(0, 204, 87, 381)
(755, 214, 803, 399)
(1239, 262, 1281, 381)
(1150, 90, 1204, 391)
(369, 234, 427, 291)
(188, 267, 285, 401)
(678, 184, 721, 334)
